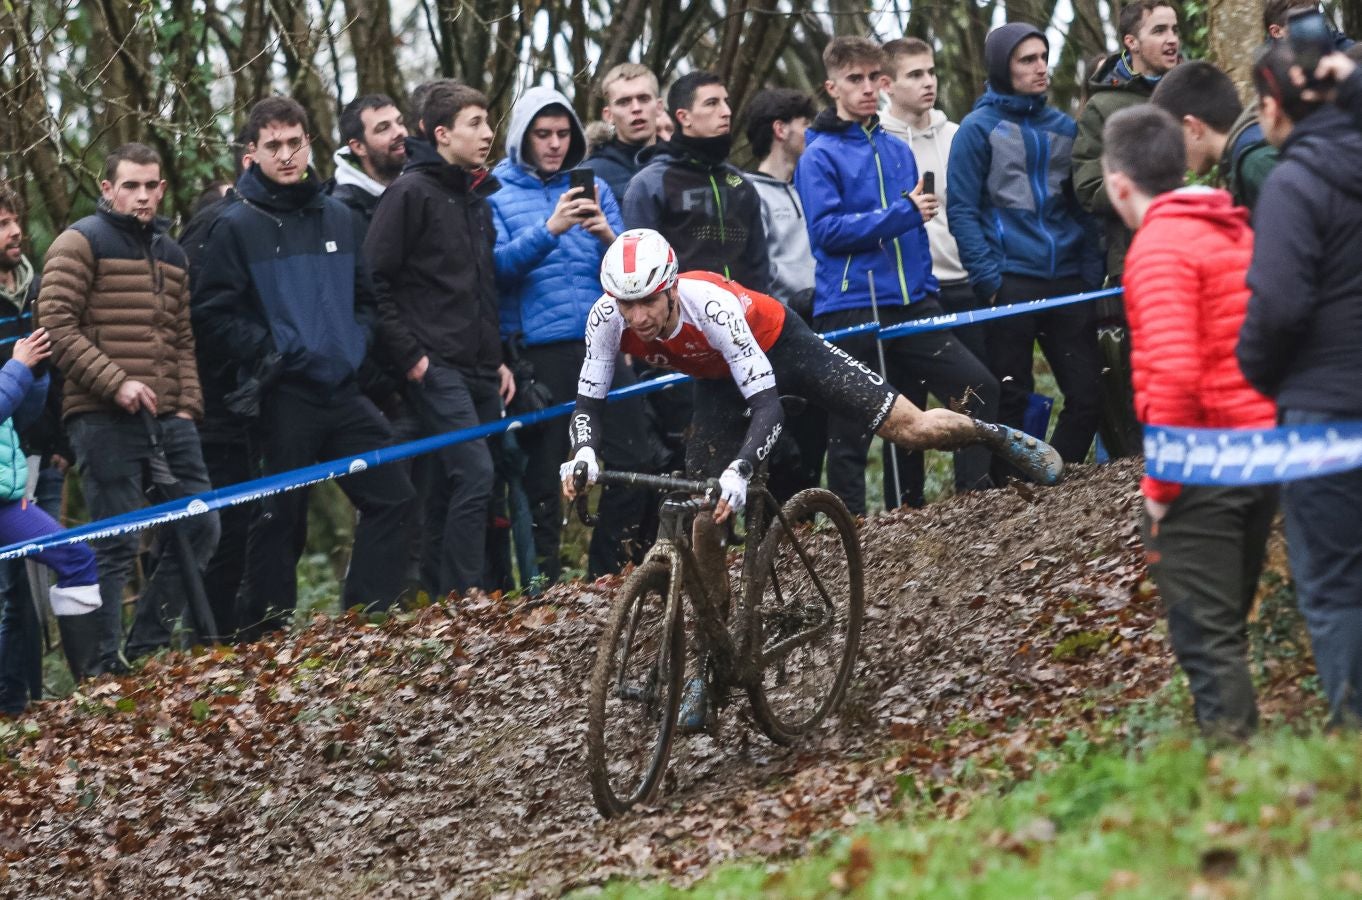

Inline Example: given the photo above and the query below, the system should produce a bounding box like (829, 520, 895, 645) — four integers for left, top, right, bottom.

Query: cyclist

(560, 228, 1062, 521)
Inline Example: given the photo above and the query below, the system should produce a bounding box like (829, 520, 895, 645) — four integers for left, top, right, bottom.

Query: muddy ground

(2, 461, 1242, 897)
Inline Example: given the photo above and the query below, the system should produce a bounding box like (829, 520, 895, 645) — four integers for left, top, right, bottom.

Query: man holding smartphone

(796, 36, 999, 513)
(488, 86, 662, 582)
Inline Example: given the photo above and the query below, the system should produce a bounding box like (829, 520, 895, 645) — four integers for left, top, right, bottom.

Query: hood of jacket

(400, 135, 499, 197)
(0, 255, 34, 310)
(1280, 105, 1362, 201)
(985, 23, 1048, 94)
(331, 147, 386, 198)
(1143, 186, 1250, 241)
(504, 86, 586, 177)
(973, 84, 1049, 118)
(235, 164, 325, 213)
(808, 106, 881, 135)
(589, 137, 646, 169)
(1087, 52, 1160, 96)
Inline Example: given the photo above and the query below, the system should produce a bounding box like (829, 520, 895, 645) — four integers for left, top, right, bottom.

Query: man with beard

(194, 97, 415, 638)
(364, 83, 515, 598)
(584, 64, 663, 207)
(330, 94, 408, 235)
(39, 143, 219, 669)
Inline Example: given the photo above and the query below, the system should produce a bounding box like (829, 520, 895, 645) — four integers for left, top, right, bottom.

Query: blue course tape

(1144, 422, 1362, 486)
(0, 285, 1114, 562)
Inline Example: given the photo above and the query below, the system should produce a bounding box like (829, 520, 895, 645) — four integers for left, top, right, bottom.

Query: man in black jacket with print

(194, 96, 415, 640)
(365, 82, 514, 599)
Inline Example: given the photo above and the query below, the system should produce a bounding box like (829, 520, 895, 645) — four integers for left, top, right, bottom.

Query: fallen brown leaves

(0, 461, 1225, 898)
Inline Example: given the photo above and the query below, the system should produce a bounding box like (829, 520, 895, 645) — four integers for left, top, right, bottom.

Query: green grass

(597, 719, 1362, 898)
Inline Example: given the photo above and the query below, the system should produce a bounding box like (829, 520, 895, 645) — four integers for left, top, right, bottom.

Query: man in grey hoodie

(880, 38, 980, 361)
(742, 88, 825, 501)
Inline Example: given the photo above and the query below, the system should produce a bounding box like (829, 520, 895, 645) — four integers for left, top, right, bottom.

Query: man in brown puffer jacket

(37, 142, 219, 673)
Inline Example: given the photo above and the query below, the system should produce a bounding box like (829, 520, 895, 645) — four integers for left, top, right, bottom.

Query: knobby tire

(746, 488, 864, 745)
(586, 560, 684, 817)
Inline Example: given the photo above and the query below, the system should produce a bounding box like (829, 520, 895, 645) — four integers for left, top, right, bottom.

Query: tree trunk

(342, 0, 407, 110)
(1208, 0, 1265, 96)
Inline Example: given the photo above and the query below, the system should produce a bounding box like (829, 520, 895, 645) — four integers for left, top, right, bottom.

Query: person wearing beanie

(947, 23, 1105, 481)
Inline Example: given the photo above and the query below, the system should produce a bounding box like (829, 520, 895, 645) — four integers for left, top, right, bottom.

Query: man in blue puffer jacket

(490, 87, 661, 581)
(796, 36, 999, 514)
(948, 22, 1105, 477)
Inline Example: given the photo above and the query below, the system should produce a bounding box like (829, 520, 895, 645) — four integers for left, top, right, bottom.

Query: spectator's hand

(12, 328, 51, 369)
(114, 379, 157, 415)
(908, 177, 939, 223)
(547, 187, 593, 236)
(49, 454, 70, 475)
(1144, 496, 1170, 523)
(1294, 52, 1358, 102)
(497, 362, 516, 405)
(407, 355, 429, 383)
(579, 204, 616, 244)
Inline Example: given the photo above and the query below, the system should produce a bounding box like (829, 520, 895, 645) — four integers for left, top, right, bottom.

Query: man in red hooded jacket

(1103, 105, 1277, 739)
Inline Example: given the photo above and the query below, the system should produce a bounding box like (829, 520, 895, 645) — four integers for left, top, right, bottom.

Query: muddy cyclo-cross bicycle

(571, 460, 865, 818)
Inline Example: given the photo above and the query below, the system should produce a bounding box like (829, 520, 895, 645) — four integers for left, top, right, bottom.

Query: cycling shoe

(678, 676, 708, 733)
(974, 420, 1065, 485)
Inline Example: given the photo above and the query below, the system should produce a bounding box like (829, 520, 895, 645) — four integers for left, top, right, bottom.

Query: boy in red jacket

(1103, 105, 1278, 739)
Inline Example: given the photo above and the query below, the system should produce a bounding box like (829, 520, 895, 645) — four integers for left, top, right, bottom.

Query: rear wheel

(746, 488, 863, 745)
(587, 560, 684, 817)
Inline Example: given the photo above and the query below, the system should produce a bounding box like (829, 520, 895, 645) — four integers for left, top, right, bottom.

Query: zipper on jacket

(707, 174, 730, 279)
(840, 254, 853, 291)
(1021, 117, 1058, 276)
(867, 127, 912, 304)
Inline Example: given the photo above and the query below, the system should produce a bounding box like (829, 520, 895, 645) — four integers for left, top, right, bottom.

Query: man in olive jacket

(1073, 0, 1182, 278)
(38, 142, 219, 672)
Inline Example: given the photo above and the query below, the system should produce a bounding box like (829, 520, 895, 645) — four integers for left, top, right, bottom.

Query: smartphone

(568, 167, 596, 201)
(1288, 9, 1333, 83)
(922, 171, 936, 195)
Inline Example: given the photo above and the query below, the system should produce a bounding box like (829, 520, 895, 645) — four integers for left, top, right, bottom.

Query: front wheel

(587, 560, 684, 817)
(746, 488, 864, 745)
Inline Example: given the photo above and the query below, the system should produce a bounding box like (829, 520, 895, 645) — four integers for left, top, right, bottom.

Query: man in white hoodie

(879, 38, 980, 360)
(330, 93, 408, 235)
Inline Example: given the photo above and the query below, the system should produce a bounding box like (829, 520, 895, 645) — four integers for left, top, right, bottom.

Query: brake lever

(571, 461, 599, 526)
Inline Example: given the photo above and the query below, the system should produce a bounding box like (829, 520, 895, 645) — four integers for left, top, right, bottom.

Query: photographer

(1238, 44, 1362, 726)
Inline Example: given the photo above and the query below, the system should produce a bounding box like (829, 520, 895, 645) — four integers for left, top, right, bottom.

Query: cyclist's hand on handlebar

(713, 461, 749, 524)
(560, 447, 600, 499)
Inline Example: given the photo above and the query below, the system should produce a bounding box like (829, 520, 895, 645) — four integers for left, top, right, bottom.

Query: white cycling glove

(718, 460, 751, 513)
(559, 446, 600, 487)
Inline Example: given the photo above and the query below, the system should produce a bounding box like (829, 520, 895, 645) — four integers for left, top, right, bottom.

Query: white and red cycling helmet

(600, 228, 679, 301)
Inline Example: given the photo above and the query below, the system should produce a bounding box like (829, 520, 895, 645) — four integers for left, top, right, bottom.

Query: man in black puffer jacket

(1239, 48, 1362, 726)
(622, 71, 772, 292)
(194, 96, 415, 640)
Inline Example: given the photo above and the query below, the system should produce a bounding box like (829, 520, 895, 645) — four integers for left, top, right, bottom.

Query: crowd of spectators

(0, 1, 1360, 735)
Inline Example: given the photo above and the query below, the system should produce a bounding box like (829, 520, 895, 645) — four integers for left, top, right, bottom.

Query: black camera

(1288, 8, 1334, 85)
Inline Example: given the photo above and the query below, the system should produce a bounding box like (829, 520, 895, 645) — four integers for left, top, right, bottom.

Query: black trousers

(987, 275, 1102, 479)
(521, 341, 662, 580)
(1141, 484, 1277, 737)
(238, 383, 415, 639)
(814, 298, 999, 515)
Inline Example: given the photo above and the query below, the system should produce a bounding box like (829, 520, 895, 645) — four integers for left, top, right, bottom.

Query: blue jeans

(68, 413, 220, 666)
